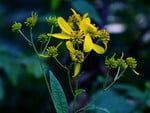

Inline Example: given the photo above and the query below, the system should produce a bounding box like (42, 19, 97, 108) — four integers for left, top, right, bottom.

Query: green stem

(29, 27, 52, 100)
(67, 63, 74, 96)
(40, 43, 44, 53)
(42, 25, 54, 54)
(73, 76, 79, 113)
(30, 27, 39, 55)
(78, 67, 127, 112)
(18, 30, 31, 45)
(54, 57, 68, 70)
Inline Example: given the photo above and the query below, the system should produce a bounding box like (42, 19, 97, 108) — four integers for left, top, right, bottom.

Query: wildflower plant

(12, 9, 139, 113)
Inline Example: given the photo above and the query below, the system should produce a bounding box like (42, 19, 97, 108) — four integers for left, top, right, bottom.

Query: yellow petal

(39, 54, 49, 58)
(70, 8, 81, 21)
(84, 34, 93, 52)
(88, 23, 97, 31)
(50, 33, 70, 39)
(132, 69, 140, 75)
(71, 8, 78, 15)
(72, 63, 81, 77)
(79, 18, 90, 31)
(58, 17, 73, 35)
(83, 13, 88, 18)
(92, 44, 105, 54)
(103, 41, 108, 52)
(66, 41, 75, 53)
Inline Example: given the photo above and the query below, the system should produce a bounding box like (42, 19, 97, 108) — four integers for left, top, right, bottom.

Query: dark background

(0, 0, 150, 113)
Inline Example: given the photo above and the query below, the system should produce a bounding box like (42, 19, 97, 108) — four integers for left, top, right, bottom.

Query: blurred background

(0, 0, 150, 113)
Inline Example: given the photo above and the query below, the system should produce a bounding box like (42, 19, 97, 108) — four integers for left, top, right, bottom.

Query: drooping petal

(72, 63, 81, 77)
(66, 41, 75, 53)
(92, 44, 105, 54)
(49, 33, 70, 39)
(132, 69, 140, 75)
(84, 34, 93, 52)
(71, 8, 78, 15)
(70, 8, 81, 21)
(83, 13, 88, 18)
(39, 54, 50, 58)
(58, 17, 73, 35)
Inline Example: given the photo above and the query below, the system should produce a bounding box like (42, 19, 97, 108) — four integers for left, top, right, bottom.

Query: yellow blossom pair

(48, 9, 109, 54)
(47, 8, 110, 77)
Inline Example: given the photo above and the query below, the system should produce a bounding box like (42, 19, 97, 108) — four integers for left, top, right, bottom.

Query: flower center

(70, 31, 84, 44)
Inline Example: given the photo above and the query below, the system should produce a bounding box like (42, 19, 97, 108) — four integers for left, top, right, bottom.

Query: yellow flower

(66, 41, 84, 77)
(48, 17, 84, 47)
(49, 16, 105, 54)
(79, 18, 106, 54)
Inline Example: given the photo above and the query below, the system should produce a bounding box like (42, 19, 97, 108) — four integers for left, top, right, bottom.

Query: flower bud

(12, 22, 22, 32)
(46, 16, 58, 27)
(46, 46, 58, 58)
(24, 12, 38, 27)
(38, 34, 48, 43)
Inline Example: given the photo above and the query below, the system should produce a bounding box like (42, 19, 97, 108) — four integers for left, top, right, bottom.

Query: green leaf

(91, 90, 136, 113)
(49, 71, 68, 113)
(22, 56, 43, 78)
(86, 105, 110, 113)
(72, 0, 101, 23)
(75, 89, 85, 96)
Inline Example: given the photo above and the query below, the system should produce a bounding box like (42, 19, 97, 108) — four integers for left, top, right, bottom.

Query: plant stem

(73, 76, 79, 113)
(18, 30, 31, 45)
(29, 27, 52, 100)
(78, 67, 127, 112)
(54, 57, 68, 70)
(42, 25, 54, 54)
(67, 64, 74, 96)
(40, 43, 44, 53)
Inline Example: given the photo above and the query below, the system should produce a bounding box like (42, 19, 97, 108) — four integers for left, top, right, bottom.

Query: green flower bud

(126, 57, 139, 75)
(38, 34, 48, 43)
(46, 46, 58, 58)
(24, 12, 38, 27)
(105, 57, 118, 69)
(46, 16, 58, 27)
(12, 22, 22, 32)
(126, 57, 137, 69)
(117, 59, 128, 69)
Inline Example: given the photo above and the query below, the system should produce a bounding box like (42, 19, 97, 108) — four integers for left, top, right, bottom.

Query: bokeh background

(0, 0, 150, 113)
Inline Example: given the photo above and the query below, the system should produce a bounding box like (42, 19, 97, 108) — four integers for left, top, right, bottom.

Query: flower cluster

(105, 53, 139, 75)
(47, 8, 110, 77)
